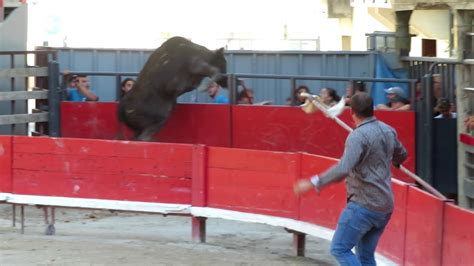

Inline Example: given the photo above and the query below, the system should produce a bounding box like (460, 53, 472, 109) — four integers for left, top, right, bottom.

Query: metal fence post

(418, 73, 434, 184)
(48, 61, 61, 137)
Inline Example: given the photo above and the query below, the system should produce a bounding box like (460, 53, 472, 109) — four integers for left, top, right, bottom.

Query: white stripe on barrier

(3, 194, 191, 214)
(191, 207, 397, 266)
(0, 193, 10, 201)
(0, 194, 397, 265)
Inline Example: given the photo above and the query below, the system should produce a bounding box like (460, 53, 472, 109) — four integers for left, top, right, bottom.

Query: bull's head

(210, 47, 227, 88)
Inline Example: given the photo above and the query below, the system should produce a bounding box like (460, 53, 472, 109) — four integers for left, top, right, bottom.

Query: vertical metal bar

(12, 204, 16, 227)
(43, 206, 49, 225)
(293, 232, 306, 257)
(48, 61, 61, 137)
(290, 78, 297, 106)
(51, 207, 55, 225)
(20, 205, 24, 234)
(10, 54, 16, 134)
(116, 74, 122, 101)
(423, 73, 434, 184)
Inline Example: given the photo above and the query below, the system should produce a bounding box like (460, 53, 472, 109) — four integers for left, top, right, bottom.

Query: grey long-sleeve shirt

(318, 117, 408, 213)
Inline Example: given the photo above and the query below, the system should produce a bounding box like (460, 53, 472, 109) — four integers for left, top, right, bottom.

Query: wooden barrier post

(290, 152, 306, 256)
(191, 145, 208, 243)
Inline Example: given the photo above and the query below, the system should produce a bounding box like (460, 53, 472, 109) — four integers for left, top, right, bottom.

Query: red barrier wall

(11, 136, 193, 203)
(442, 203, 474, 266)
(61, 102, 232, 147)
(298, 153, 346, 229)
(206, 147, 299, 219)
(3, 135, 474, 266)
(404, 186, 445, 266)
(0, 136, 12, 193)
(377, 180, 410, 265)
(61, 103, 415, 182)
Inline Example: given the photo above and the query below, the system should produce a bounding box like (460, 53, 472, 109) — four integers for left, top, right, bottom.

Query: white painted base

(0, 194, 397, 265)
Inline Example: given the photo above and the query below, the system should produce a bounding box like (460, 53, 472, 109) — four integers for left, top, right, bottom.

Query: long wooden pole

(306, 96, 447, 200)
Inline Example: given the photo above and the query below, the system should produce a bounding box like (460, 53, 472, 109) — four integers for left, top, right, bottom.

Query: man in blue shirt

(67, 75, 98, 102)
(207, 81, 229, 104)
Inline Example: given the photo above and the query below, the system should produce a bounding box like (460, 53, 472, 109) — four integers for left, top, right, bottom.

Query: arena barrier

(60, 102, 416, 182)
(0, 102, 474, 265)
(0, 134, 473, 265)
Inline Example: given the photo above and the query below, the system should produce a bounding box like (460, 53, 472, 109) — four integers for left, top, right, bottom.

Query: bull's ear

(215, 47, 225, 55)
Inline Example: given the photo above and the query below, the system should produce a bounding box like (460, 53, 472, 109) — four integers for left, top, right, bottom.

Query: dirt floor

(0, 204, 337, 265)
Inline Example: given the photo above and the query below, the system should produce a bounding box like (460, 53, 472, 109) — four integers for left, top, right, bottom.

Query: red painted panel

(61, 103, 415, 181)
(460, 133, 474, 146)
(61, 102, 119, 140)
(377, 179, 410, 265)
(192, 145, 207, 207)
(0, 136, 12, 193)
(404, 186, 445, 266)
(442, 203, 474, 266)
(232, 106, 415, 182)
(13, 170, 191, 203)
(206, 147, 298, 218)
(61, 102, 231, 147)
(298, 153, 346, 229)
(11, 136, 193, 203)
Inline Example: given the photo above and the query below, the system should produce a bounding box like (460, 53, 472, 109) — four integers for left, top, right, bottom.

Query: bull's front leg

(189, 58, 222, 92)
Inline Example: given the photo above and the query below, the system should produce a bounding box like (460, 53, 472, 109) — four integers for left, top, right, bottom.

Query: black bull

(118, 36, 227, 141)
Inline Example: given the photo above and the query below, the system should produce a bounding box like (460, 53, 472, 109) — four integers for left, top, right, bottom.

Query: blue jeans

(330, 201, 392, 266)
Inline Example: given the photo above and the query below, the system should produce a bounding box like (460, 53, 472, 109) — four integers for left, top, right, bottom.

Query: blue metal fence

(51, 47, 377, 104)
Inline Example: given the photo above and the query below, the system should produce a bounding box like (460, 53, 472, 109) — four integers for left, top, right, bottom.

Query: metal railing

(0, 50, 58, 135)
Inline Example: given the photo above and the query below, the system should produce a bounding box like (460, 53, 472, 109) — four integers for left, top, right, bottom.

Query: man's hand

(293, 179, 314, 195)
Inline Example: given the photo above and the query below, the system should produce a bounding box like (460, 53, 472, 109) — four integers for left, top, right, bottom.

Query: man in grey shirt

(294, 92, 407, 265)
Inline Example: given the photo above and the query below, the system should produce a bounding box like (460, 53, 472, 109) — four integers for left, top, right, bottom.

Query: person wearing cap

(434, 98, 456, 119)
(376, 86, 410, 111)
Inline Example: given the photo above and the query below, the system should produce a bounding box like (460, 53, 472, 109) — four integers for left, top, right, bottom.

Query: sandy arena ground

(0, 204, 337, 265)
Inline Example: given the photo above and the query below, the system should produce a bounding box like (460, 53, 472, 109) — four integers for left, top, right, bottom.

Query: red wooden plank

(442, 203, 474, 266)
(155, 104, 231, 147)
(232, 106, 416, 182)
(13, 136, 193, 159)
(207, 166, 297, 218)
(377, 179, 409, 265)
(61, 102, 232, 147)
(192, 145, 207, 207)
(13, 153, 191, 179)
(299, 153, 346, 229)
(208, 147, 297, 173)
(0, 136, 12, 193)
(61, 102, 120, 139)
(404, 186, 445, 266)
(460, 133, 474, 146)
(12, 170, 191, 203)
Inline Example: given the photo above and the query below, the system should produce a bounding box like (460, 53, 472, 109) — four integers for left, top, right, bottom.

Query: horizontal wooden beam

(0, 90, 48, 101)
(0, 113, 48, 125)
(0, 67, 48, 78)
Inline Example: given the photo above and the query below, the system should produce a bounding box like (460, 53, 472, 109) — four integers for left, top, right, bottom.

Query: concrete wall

(0, 4, 28, 134)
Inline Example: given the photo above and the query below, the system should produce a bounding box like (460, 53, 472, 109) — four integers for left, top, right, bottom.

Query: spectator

(120, 78, 136, 99)
(345, 80, 366, 106)
(237, 88, 254, 104)
(434, 98, 457, 119)
(376, 87, 410, 111)
(67, 75, 98, 102)
(320, 87, 341, 107)
(290, 85, 311, 106)
(207, 81, 229, 104)
(465, 115, 474, 133)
